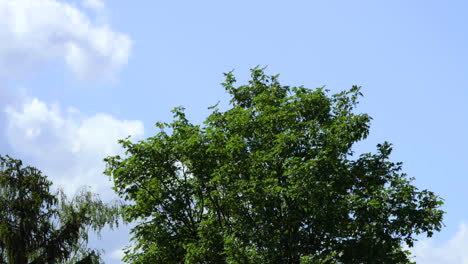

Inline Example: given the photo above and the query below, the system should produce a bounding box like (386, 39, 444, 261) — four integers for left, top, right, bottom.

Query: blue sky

(0, 0, 467, 262)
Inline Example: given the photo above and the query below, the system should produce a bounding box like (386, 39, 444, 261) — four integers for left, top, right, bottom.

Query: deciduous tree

(105, 68, 444, 263)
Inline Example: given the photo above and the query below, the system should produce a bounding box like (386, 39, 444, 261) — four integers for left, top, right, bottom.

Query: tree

(0, 155, 121, 264)
(105, 67, 444, 263)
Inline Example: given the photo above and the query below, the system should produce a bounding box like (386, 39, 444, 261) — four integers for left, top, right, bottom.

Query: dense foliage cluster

(105, 68, 444, 263)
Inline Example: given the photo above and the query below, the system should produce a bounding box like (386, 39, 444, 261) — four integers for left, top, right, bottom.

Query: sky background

(0, 0, 467, 262)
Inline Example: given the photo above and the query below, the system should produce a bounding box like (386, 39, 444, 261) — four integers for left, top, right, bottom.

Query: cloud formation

(4, 97, 144, 199)
(410, 223, 468, 263)
(82, 0, 105, 12)
(0, 1, 136, 262)
(110, 247, 125, 262)
(0, 0, 131, 82)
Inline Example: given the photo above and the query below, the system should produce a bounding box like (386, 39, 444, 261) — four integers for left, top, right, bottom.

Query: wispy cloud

(410, 222, 468, 263)
(0, 0, 131, 82)
(82, 0, 105, 12)
(110, 247, 125, 262)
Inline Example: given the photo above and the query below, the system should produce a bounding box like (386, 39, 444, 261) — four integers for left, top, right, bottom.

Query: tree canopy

(105, 68, 444, 263)
(0, 155, 121, 264)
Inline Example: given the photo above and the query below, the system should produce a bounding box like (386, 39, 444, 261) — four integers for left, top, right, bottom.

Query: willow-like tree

(0, 155, 120, 264)
(105, 68, 444, 264)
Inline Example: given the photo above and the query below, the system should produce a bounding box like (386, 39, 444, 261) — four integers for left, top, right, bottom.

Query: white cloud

(0, 0, 131, 82)
(83, 0, 105, 12)
(411, 223, 468, 264)
(110, 247, 125, 261)
(0, 1, 135, 261)
(4, 97, 144, 199)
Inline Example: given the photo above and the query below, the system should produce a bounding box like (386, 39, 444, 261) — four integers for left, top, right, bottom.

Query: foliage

(105, 67, 444, 263)
(0, 155, 121, 264)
